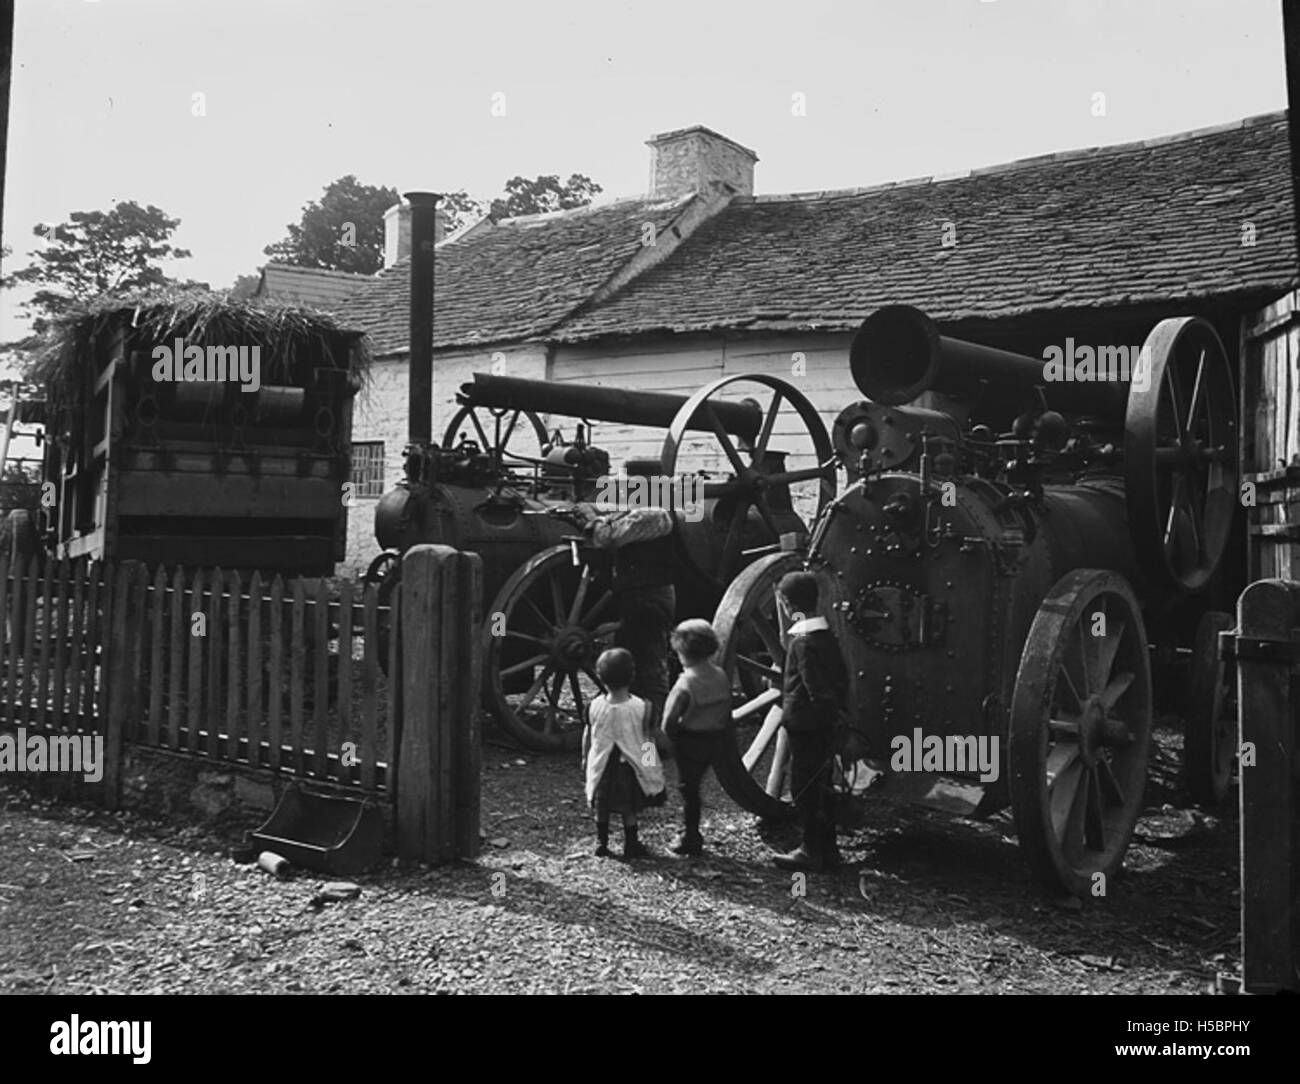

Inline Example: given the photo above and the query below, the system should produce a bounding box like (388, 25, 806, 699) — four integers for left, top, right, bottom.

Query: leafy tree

(228, 272, 262, 301)
(439, 190, 484, 235)
(0, 462, 40, 513)
(264, 175, 398, 275)
(5, 202, 192, 334)
(488, 174, 602, 220)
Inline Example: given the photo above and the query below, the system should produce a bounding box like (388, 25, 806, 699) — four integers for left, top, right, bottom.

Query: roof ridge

(495, 192, 693, 227)
(263, 261, 375, 280)
(738, 109, 1288, 205)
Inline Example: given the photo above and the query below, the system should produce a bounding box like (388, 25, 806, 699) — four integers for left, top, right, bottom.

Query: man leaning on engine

(567, 459, 679, 740)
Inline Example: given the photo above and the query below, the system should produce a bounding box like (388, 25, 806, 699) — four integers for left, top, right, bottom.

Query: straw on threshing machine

(0, 294, 367, 712)
(709, 305, 1241, 897)
(363, 194, 837, 752)
(19, 294, 365, 574)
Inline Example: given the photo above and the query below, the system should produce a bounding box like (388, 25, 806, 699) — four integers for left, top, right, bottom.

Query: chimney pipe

(406, 191, 440, 447)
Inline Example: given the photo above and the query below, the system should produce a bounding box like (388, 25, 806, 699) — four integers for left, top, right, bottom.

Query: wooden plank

(102, 561, 143, 809)
(95, 564, 115, 738)
(50, 559, 69, 731)
(436, 555, 457, 859)
(35, 557, 54, 729)
(126, 559, 148, 743)
(360, 584, 378, 793)
(268, 575, 284, 774)
(1289, 325, 1300, 467)
(93, 353, 118, 395)
(20, 555, 39, 725)
(82, 563, 100, 731)
(1237, 580, 1300, 992)
(117, 449, 340, 477)
(146, 566, 165, 745)
(1275, 329, 1291, 474)
(167, 567, 184, 749)
(290, 578, 305, 776)
(5, 553, 22, 726)
(313, 578, 329, 779)
(111, 535, 335, 574)
(102, 365, 120, 560)
(1256, 336, 1277, 474)
(387, 591, 400, 789)
(206, 567, 224, 760)
(247, 571, 263, 769)
(397, 546, 443, 861)
(102, 562, 131, 803)
(337, 580, 354, 784)
(187, 568, 205, 753)
(1244, 288, 1299, 340)
(0, 555, 8, 711)
(115, 474, 342, 518)
(454, 552, 483, 860)
(226, 570, 242, 763)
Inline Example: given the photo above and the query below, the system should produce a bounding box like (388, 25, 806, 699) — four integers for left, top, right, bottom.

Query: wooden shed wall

(1243, 289, 1300, 581)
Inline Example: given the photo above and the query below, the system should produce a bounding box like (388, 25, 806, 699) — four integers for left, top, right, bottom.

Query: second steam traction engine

(711, 305, 1240, 897)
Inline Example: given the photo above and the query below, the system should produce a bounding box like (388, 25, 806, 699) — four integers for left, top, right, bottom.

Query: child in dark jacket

(772, 571, 848, 873)
(661, 619, 731, 856)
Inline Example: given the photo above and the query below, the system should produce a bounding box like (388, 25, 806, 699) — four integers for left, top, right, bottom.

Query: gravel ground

(0, 721, 1238, 994)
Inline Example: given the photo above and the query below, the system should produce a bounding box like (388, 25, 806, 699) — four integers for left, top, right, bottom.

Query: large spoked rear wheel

(1125, 317, 1237, 597)
(712, 551, 803, 821)
(483, 545, 619, 752)
(1008, 569, 1152, 898)
(1184, 609, 1237, 805)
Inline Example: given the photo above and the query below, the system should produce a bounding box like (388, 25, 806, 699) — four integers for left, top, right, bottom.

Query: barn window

(350, 441, 386, 498)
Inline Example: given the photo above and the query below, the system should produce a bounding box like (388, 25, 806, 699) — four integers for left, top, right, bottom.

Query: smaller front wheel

(483, 545, 619, 752)
(1008, 569, 1153, 898)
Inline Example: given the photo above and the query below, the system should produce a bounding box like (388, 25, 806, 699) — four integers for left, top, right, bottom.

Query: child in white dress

(582, 648, 667, 859)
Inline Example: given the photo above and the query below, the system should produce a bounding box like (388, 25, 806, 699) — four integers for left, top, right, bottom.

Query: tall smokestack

(406, 191, 440, 446)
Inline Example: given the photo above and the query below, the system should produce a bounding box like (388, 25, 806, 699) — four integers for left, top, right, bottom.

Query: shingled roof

(255, 263, 374, 310)
(337, 194, 699, 356)
(553, 112, 1297, 341)
(338, 111, 1298, 356)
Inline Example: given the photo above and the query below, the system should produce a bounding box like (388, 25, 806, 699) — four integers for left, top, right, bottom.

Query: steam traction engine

(369, 370, 836, 753)
(711, 305, 1239, 897)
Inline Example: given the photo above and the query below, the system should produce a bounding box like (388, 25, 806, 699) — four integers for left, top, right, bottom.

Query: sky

(0, 0, 1290, 357)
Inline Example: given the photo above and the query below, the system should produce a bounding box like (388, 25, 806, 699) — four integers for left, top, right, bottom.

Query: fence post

(1237, 577, 1300, 992)
(103, 560, 146, 811)
(396, 544, 482, 863)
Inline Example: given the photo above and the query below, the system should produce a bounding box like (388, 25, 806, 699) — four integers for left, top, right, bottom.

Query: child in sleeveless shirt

(662, 619, 732, 856)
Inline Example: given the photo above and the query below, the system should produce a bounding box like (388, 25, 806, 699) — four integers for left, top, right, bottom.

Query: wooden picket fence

(0, 556, 398, 791)
(0, 544, 483, 863)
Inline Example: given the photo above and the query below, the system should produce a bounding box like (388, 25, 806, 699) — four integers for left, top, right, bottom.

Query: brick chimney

(384, 199, 448, 268)
(647, 125, 758, 200)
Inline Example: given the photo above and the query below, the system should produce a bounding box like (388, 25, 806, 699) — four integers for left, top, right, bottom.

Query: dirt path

(0, 723, 1236, 994)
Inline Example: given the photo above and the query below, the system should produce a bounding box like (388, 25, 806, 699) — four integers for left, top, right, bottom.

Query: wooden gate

(1231, 578, 1300, 992)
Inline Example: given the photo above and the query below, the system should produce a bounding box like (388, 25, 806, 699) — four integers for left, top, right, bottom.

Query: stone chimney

(384, 199, 449, 268)
(647, 125, 758, 200)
